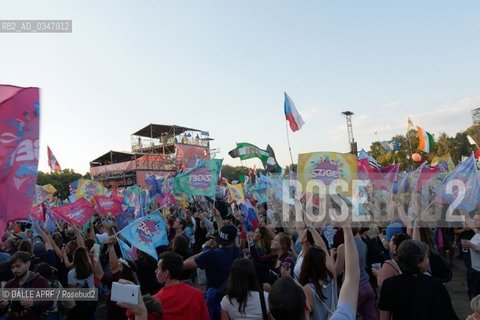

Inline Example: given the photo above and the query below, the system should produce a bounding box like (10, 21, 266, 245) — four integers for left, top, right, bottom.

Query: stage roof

(132, 124, 203, 138)
(90, 150, 135, 166)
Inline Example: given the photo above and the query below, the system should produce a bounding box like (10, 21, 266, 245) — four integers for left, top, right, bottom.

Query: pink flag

(414, 164, 440, 192)
(0, 85, 40, 236)
(51, 198, 95, 225)
(357, 159, 399, 191)
(30, 204, 45, 221)
(93, 195, 123, 216)
(47, 146, 61, 172)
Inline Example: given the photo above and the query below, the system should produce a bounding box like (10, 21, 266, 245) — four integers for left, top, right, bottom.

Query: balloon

(412, 153, 422, 162)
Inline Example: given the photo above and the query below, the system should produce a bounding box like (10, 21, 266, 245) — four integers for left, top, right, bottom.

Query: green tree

(220, 165, 250, 181)
(36, 169, 83, 200)
(367, 125, 480, 169)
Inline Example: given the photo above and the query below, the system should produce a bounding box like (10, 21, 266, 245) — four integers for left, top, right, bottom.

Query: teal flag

(174, 159, 223, 197)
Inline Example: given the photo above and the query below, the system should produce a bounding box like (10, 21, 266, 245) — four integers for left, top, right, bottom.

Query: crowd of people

(0, 197, 480, 320)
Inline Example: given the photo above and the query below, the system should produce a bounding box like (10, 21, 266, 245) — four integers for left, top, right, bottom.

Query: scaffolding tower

(341, 111, 358, 155)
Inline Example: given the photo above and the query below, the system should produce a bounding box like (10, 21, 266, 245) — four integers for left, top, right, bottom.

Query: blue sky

(2, 1, 480, 174)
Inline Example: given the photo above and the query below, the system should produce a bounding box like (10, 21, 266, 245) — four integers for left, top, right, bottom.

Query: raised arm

(308, 226, 335, 277)
(336, 227, 359, 313)
(34, 221, 53, 251)
(334, 244, 345, 278)
(47, 233, 62, 258)
(73, 225, 85, 249)
(107, 236, 121, 274)
(213, 208, 224, 230)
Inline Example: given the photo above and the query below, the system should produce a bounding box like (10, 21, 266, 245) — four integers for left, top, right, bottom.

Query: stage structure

(90, 124, 212, 188)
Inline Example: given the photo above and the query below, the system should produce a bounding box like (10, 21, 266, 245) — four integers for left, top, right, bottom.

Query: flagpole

(406, 129, 414, 170)
(285, 121, 295, 171)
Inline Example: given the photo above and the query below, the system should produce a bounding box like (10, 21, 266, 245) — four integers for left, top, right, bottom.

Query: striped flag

(284, 92, 305, 132)
(358, 149, 381, 169)
(416, 126, 434, 153)
(47, 146, 62, 172)
(228, 143, 269, 162)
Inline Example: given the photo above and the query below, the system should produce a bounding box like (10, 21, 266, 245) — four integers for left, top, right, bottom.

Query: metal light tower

(341, 111, 358, 155)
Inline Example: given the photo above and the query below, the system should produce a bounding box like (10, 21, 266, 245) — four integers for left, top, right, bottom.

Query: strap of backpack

(384, 260, 401, 275)
(259, 289, 268, 320)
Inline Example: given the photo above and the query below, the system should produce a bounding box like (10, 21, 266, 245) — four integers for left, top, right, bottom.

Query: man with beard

(0, 251, 52, 320)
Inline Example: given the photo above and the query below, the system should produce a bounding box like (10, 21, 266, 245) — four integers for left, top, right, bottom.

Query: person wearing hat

(184, 225, 243, 320)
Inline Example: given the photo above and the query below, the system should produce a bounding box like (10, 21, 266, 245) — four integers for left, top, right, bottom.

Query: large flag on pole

(47, 146, 61, 172)
(284, 92, 305, 132)
(228, 143, 269, 162)
(416, 126, 434, 153)
(262, 144, 281, 173)
(0, 85, 40, 236)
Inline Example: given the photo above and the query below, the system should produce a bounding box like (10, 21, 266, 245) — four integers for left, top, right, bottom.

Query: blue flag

(380, 140, 400, 152)
(239, 200, 258, 232)
(44, 207, 57, 234)
(119, 216, 158, 260)
(142, 210, 169, 247)
(435, 154, 480, 212)
(117, 238, 137, 261)
(115, 207, 135, 230)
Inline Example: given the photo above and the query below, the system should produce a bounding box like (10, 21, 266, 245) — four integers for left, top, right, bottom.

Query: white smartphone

(111, 282, 140, 305)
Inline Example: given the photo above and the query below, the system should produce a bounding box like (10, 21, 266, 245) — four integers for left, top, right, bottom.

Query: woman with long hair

(68, 247, 93, 288)
(294, 227, 333, 281)
(299, 246, 337, 320)
(372, 233, 410, 288)
(249, 232, 295, 286)
(67, 247, 97, 320)
(252, 227, 273, 256)
(220, 258, 272, 319)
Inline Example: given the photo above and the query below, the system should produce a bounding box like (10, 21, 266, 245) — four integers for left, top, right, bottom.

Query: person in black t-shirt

(378, 240, 458, 320)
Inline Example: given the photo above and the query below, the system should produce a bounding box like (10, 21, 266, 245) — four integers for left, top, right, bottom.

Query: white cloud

(299, 107, 319, 121)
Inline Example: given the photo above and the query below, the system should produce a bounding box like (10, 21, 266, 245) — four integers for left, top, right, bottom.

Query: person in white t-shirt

(94, 221, 109, 245)
(221, 258, 272, 320)
(462, 214, 480, 296)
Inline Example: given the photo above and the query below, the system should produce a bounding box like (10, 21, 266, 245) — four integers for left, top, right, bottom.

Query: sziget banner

(297, 152, 358, 196)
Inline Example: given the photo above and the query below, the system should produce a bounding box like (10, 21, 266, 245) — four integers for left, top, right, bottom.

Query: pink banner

(0, 86, 40, 235)
(51, 198, 95, 225)
(175, 145, 209, 170)
(90, 160, 136, 176)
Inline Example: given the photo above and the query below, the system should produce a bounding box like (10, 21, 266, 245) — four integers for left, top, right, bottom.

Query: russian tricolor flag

(284, 92, 305, 132)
